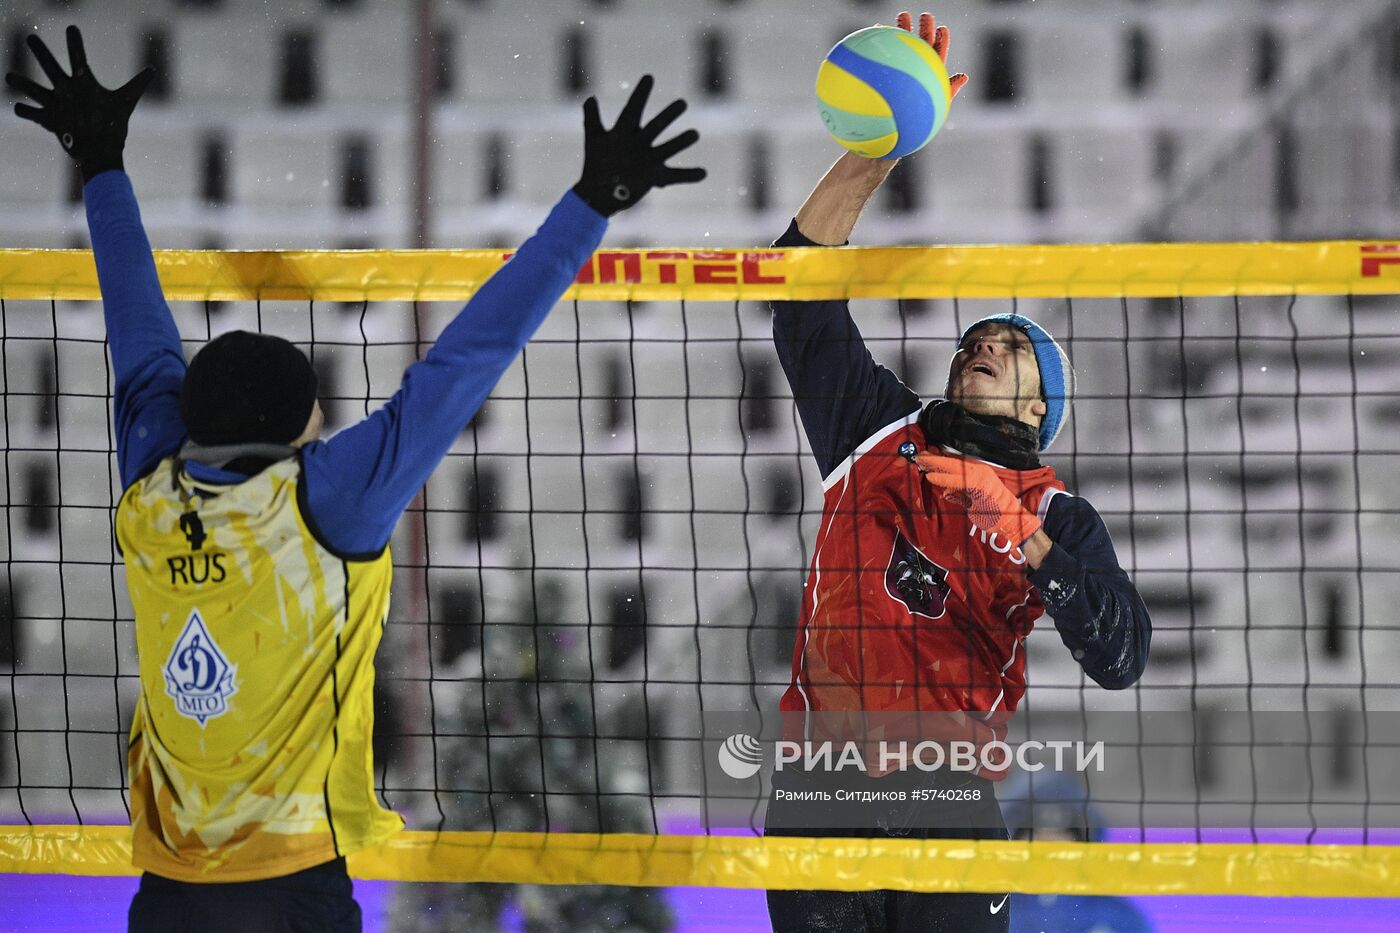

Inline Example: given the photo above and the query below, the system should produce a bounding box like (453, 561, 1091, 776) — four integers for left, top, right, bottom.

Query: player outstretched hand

(6, 26, 153, 182)
(572, 74, 706, 217)
(909, 450, 1041, 545)
(894, 11, 969, 99)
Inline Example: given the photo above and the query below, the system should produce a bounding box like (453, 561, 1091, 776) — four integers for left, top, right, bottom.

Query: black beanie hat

(180, 331, 319, 446)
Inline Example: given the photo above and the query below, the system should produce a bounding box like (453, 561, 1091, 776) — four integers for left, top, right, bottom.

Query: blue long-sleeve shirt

(86, 170, 606, 556)
(771, 220, 1150, 690)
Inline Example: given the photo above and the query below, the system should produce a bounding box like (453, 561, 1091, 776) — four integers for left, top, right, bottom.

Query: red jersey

(781, 412, 1066, 728)
(769, 220, 1150, 749)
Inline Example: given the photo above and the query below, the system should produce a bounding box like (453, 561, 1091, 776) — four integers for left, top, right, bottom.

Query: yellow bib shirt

(116, 456, 402, 882)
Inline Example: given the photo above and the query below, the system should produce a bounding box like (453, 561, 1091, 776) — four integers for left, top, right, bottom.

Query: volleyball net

(0, 240, 1399, 899)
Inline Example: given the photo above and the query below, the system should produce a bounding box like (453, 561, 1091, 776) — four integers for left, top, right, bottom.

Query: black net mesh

(1, 290, 1398, 862)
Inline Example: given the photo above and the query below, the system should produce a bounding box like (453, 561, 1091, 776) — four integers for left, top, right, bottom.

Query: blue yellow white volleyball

(816, 25, 953, 160)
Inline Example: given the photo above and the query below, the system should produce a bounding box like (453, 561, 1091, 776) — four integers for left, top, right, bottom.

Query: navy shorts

(128, 857, 361, 933)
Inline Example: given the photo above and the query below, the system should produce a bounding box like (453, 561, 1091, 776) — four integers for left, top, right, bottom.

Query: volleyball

(816, 24, 953, 160)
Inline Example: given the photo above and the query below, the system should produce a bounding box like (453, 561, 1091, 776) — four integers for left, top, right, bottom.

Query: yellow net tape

(4, 240, 1400, 301)
(3, 827, 1399, 897)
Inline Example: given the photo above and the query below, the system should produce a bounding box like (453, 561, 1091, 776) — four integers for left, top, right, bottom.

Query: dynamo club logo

(163, 610, 237, 726)
(885, 529, 951, 619)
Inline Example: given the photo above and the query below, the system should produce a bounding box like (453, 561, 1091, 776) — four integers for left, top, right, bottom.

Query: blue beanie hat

(958, 313, 1071, 451)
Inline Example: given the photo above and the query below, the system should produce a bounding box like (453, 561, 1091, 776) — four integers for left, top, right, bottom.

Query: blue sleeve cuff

(556, 188, 609, 239)
(82, 169, 137, 216)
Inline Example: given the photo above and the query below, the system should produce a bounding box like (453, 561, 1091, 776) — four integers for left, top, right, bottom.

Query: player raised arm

(300, 74, 705, 556)
(7, 26, 177, 487)
(773, 12, 968, 479)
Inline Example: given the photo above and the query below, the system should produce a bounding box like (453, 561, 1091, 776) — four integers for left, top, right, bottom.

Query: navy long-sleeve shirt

(771, 220, 1150, 690)
(86, 170, 606, 555)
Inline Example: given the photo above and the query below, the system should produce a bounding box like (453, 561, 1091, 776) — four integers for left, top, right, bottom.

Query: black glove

(5, 26, 153, 183)
(572, 74, 706, 217)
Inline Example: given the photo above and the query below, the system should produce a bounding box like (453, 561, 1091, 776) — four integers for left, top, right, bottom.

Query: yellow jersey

(116, 454, 402, 882)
